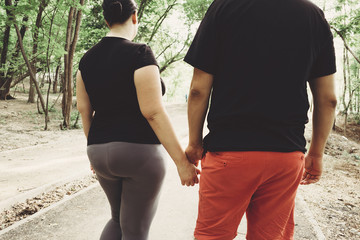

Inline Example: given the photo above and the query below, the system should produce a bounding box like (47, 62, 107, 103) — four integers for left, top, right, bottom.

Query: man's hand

(185, 144, 203, 166)
(300, 154, 323, 185)
(176, 158, 201, 186)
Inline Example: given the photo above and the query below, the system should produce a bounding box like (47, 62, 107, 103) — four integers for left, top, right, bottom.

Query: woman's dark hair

(102, 0, 137, 26)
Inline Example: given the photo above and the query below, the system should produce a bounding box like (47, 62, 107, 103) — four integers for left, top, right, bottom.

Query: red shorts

(194, 151, 305, 240)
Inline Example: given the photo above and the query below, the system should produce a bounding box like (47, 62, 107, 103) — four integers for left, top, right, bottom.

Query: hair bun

(111, 1, 123, 17)
(103, 0, 137, 26)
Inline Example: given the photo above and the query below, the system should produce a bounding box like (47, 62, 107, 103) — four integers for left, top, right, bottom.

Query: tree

(62, 0, 85, 129)
(0, 0, 13, 100)
(5, 0, 47, 113)
(28, 0, 49, 103)
(330, 0, 360, 133)
(0, 0, 213, 129)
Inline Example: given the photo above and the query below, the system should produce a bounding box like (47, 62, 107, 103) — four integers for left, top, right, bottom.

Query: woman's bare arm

(134, 65, 200, 186)
(76, 71, 95, 173)
(76, 70, 94, 138)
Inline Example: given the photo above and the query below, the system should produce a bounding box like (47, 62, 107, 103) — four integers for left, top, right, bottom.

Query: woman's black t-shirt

(79, 37, 161, 145)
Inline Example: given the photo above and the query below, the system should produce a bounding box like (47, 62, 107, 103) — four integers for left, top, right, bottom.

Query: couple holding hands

(77, 0, 337, 239)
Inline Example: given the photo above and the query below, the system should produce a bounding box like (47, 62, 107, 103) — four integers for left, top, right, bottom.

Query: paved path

(0, 133, 88, 211)
(0, 104, 321, 239)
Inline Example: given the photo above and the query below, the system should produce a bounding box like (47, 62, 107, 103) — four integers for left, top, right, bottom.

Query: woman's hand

(176, 156, 201, 187)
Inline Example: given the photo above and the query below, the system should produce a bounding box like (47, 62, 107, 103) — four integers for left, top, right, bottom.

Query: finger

(194, 176, 199, 184)
(303, 174, 311, 183)
(194, 160, 199, 167)
(300, 175, 320, 185)
(306, 179, 319, 184)
(181, 180, 185, 186)
(302, 172, 309, 181)
(302, 168, 310, 180)
(300, 179, 311, 185)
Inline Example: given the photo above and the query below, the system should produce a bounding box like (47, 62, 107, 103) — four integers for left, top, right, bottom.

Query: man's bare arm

(301, 74, 337, 185)
(186, 68, 214, 164)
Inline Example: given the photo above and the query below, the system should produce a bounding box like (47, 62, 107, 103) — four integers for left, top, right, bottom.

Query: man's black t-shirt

(79, 37, 161, 145)
(184, 0, 336, 153)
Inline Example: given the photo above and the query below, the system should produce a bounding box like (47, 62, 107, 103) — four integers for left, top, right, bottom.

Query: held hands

(300, 154, 323, 185)
(185, 144, 204, 167)
(174, 144, 203, 187)
(176, 155, 201, 187)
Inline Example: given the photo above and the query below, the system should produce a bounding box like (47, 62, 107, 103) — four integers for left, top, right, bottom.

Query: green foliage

(77, 0, 108, 52)
(327, 0, 360, 121)
(1, 0, 213, 106)
(182, 0, 212, 23)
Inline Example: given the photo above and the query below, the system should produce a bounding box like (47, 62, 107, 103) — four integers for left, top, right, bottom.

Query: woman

(76, 0, 200, 239)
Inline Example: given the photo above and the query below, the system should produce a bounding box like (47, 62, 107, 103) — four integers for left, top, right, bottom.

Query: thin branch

(14, 23, 46, 112)
(331, 26, 360, 64)
(147, 0, 177, 44)
(137, 0, 150, 23)
(156, 39, 177, 59)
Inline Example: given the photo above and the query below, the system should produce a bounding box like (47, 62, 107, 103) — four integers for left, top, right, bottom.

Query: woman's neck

(106, 23, 135, 41)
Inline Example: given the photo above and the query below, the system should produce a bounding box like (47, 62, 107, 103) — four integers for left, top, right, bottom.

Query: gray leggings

(87, 142, 166, 240)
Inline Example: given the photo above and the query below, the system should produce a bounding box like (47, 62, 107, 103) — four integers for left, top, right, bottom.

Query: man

(184, 0, 337, 239)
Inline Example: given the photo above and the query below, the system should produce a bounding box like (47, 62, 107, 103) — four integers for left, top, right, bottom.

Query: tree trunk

(0, 28, 10, 67)
(59, 72, 64, 92)
(14, 25, 46, 112)
(344, 112, 348, 135)
(53, 65, 60, 93)
(62, 0, 84, 128)
(28, 80, 35, 102)
(342, 47, 347, 112)
(4, 0, 47, 112)
(62, 6, 75, 128)
(28, 0, 48, 103)
(357, 68, 360, 114)
(346, 50, 352, 112)
(0, 0, 13, 100)
(10, 71, 31, 87)
(1, 16, 29, 100)
(343, 47, 348, 135)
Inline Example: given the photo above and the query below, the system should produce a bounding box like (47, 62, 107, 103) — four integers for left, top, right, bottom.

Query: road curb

(0, 182, 100, 236)
(0, 170, 91, 212)
(297, 192, 326, 240)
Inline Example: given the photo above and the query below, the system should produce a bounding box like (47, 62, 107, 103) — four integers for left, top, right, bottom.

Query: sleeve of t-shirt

(184, 2, 218, 75)
(134, 44, 159, 70)
(78, 57, 84, 72)
(134, 44, 165, 95)
(310, 13, 337, 79)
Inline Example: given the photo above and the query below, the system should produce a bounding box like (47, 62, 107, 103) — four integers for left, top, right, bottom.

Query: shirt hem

(205, 146, 306, 154)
